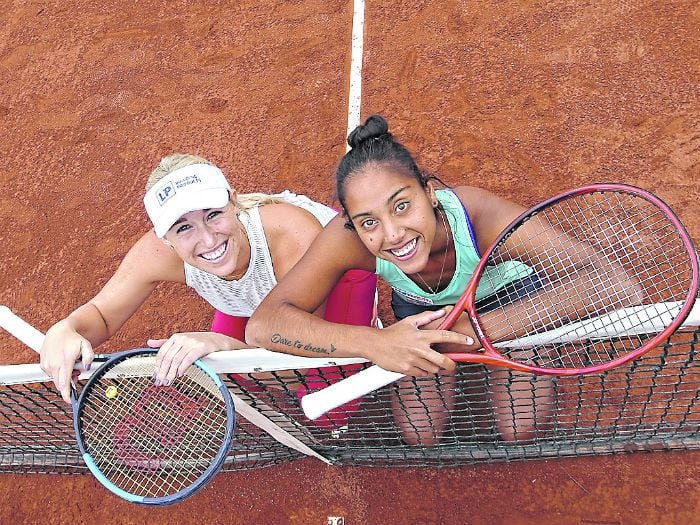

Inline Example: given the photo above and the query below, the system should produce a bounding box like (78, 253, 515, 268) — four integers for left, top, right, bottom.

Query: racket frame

(440, 183, 699, 375)
(72, 348, 235, 505)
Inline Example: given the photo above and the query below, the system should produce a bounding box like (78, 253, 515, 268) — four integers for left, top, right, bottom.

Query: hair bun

(347, 114, 390, 149)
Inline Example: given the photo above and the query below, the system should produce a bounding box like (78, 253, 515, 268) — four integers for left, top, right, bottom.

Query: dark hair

(335, 115, 427, 213)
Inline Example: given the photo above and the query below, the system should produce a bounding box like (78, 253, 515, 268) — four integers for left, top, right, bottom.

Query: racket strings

(79, 356, 229, 498)
(88, 397, 225, 495)
(475, 190, 695, 369)
(85, 374, 225, 461)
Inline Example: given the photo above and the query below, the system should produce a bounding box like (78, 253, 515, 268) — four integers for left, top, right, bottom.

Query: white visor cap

(143, 164, 232, 237)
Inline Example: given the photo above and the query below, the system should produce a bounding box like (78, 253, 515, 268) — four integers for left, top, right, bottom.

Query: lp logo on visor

(156, 182, 176, 206)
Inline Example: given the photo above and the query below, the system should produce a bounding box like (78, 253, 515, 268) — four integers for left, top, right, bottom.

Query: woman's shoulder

(260, 206, 374, 274)
(258, 200, 326, 236)
(304, 215, 377, 271)
(448, 185, 524, 224)
(257, 202, 327, 269)
(446, 185, 495, 201)
(448, 185, 528, 242)
(127, 230, 185, 283)
(449, 185, 510, 207)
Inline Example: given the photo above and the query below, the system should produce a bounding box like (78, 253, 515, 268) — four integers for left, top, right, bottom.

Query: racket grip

(301, 365, 404, 420)
(0, 306, 45, 352)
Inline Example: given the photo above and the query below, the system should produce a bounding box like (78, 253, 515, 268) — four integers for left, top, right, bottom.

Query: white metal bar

(346, 0, 365, 149)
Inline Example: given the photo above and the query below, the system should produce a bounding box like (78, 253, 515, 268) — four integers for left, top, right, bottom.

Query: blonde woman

(40, 154, 376, 405)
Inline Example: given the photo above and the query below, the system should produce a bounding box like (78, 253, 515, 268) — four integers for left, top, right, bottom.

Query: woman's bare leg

(489, 369, 554, 442)
(391, 374, 457, 446)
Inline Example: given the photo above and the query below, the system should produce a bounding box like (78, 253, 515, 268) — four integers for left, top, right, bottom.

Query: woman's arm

(40, 230, 182, 402)
(247, 217, 467, 376)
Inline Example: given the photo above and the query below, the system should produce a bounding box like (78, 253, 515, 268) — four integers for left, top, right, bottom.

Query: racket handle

(0, 305, 45, 352)
(301, 364, 403, 420)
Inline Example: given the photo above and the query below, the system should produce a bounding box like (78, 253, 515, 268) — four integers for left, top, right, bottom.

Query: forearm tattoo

(271, 333, 336, 354)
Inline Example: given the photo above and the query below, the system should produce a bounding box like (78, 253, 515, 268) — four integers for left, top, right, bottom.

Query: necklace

(414, 209, 450, 294)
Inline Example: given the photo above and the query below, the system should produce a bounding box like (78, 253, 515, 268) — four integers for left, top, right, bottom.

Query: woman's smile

(199, 240, 228, 262)
(387, 237, 419, 260)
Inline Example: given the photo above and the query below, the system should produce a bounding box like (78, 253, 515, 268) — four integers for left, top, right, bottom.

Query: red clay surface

(1, 1, 699, 524)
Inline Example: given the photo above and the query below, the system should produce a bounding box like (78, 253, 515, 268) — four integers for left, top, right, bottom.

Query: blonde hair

(146, 153, 281, 212)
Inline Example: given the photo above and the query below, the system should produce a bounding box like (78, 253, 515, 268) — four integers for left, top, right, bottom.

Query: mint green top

(376, 189, 532, 307)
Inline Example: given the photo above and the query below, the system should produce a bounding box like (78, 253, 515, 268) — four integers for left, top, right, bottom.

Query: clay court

(1, 1, 699, 524)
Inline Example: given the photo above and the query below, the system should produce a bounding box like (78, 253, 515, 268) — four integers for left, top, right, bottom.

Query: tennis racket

(0, 308, 236, 506)
(302, 183, 699, 420)
(71, 348, 235, 505)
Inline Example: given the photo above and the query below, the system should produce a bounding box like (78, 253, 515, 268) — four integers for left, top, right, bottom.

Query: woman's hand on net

(39, 322, 94, 403)
(149, 332, 235, 386)
(368, 309, 475, 376)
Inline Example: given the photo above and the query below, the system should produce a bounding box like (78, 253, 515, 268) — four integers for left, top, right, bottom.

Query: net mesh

(0, 325, 697, 472)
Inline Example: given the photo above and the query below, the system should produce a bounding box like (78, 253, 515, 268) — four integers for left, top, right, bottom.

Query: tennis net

(1, 323, 698, 472)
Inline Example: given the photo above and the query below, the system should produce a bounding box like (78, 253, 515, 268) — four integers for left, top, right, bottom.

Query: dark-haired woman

(247, 115, 555, 445)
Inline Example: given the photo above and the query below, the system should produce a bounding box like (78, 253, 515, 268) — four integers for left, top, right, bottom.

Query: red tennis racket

(302, 183, 699, 420)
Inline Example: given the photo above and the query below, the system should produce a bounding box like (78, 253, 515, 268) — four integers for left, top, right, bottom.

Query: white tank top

(183, 191, 336, 317)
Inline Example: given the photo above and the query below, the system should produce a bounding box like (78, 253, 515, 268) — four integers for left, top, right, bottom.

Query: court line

(346, 0, 365, 149)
